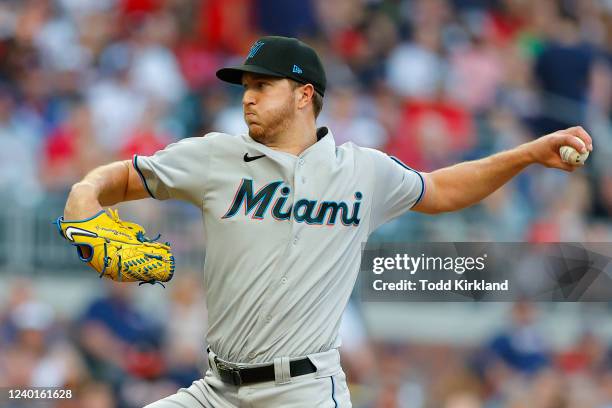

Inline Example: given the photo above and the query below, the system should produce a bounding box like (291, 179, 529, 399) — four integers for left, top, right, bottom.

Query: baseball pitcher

(57, 36, 593, 407)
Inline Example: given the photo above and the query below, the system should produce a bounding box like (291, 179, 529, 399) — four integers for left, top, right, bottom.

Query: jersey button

(298, 158, 305, 166)
(248, 352, 256, 359)
(292, 237, 298, 245)
(265, 315, 272, 323)
(281, 277, 288, 284)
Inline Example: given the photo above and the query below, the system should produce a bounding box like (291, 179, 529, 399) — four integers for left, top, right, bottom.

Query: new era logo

(292, 65, 303, 74)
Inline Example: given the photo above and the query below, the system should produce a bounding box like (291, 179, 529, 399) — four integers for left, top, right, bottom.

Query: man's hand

(523, 126, 593, 172)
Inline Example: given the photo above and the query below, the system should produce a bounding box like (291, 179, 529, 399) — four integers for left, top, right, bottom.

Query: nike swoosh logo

(64, 226, 98, 242)
(244, 153, 266, 162)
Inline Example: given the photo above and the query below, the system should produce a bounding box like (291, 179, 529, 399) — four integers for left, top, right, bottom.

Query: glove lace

(108, 209, 164, 244)
(139, 280, 166, 288)
(108, 209, 142, 233)
(136, 231, 162, 243)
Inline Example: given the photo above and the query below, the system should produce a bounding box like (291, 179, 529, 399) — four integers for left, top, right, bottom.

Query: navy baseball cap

(216, 36, 327, 96)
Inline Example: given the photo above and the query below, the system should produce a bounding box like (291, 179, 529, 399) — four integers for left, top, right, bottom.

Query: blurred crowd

(0, 0, 612, 407)
(340, 301, 612, 408)
(4, 278, 612, 407)
(0, 0, 610, 242)
(0, 276, 207, 407)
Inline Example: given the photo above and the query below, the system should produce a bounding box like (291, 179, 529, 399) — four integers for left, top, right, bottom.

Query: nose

(242, 88, 256, 106)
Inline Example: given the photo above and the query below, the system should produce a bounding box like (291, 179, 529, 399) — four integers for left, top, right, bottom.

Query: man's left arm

(412, 127, 593, 215)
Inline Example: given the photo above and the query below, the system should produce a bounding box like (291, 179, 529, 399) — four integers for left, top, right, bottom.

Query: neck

(264, 117, 317, 156)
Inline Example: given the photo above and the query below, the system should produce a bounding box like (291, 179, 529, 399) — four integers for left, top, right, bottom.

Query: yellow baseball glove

(55, 209, 175, 286)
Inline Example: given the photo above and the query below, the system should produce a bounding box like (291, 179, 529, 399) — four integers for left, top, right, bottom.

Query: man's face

(241, 73, 296, 143)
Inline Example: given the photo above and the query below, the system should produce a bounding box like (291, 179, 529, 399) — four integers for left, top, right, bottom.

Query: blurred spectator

(119, 104, 174, 159)
(533, 11, 597, 134)
(76, 382, 116, 408)
(488, 301, 551, 375)
(339, 301, 376, 386)
(75, 282, 176, 407)
(446, 33, 504, 112)
(0, 87, 43, 206)
(557, 331, 608, 375)
(385, 97, 475, 171)
(87, 49, 148, 151)
(41, 101, 108, 191)
(214, 102, 249, 135)
(129, 12, 186, 106)
(163, 273, 207, 387)
(0, 295, 87, 391)
(385, 24, 446, 99)
(256, 0, 319, 38)
(195, 0, 257, 54)
(321, 85, 388, 148)
(77, 283, 163, 386)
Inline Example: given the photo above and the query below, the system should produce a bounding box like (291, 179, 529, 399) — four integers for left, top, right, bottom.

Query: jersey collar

(243, 126, 336, 161)
(304, 126, 335, 158)
(316, 126, 328, 141)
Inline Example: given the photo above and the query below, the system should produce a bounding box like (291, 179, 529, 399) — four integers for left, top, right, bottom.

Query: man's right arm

(64, 160, 149, 219)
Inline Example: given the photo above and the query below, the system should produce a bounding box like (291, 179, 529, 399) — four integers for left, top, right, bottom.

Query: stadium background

(0, 0, 611, 406)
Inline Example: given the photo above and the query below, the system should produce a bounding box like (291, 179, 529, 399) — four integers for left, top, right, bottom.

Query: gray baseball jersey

(133, 127, 424, 363)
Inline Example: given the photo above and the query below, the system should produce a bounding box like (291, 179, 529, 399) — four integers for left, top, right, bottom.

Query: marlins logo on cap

(247, 41, 265, 59)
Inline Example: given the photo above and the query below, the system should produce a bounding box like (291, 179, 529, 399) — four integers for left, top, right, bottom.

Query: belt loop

(274, 356, 292, 385)
(208, 348, 219, 376)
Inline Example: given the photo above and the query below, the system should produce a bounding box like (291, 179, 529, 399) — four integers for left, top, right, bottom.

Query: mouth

(245, 112, 258, 124)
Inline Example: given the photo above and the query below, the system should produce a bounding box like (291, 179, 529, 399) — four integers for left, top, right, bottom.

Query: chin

(248, 124, 266, 142)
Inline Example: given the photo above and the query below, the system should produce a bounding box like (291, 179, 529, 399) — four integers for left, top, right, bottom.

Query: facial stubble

(246, 94, 296, 144)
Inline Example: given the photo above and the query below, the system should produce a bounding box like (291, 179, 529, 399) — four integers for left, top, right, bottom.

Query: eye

(243, 81, 268, 90)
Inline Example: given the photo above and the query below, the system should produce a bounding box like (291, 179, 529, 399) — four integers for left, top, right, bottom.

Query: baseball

(559, 137, 589, 165)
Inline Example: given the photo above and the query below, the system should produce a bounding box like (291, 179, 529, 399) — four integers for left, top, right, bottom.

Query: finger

(559, 157, 583, 171)
(549, 154, 580, 171)
(567, 126, 593, 151)
(558, 162, 578, 172)
(559, 133, 589, 154)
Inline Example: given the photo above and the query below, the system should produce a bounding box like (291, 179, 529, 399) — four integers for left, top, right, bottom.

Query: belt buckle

(216, 360, 242, 386)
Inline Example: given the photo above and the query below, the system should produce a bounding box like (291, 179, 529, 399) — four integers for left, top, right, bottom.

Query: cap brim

(216, 65, 286, 85)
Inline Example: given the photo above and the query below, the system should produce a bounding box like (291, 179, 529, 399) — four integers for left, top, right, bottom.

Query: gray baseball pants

(144, 348, 351, 407)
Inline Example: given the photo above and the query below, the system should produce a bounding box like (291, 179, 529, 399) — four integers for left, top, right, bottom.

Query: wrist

(515, 142, 538, 166)
(64, 182, 103, 220)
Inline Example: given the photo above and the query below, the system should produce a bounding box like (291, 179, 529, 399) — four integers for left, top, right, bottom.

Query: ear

(296, 84, 315, 110)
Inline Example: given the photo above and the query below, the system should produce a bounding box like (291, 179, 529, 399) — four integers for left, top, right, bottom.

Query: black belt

(210, 351, 317, 386)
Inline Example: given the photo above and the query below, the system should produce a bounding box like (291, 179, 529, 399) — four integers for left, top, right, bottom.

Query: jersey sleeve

(367, 149, 425, 230)
(132, 136, 212, 206)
